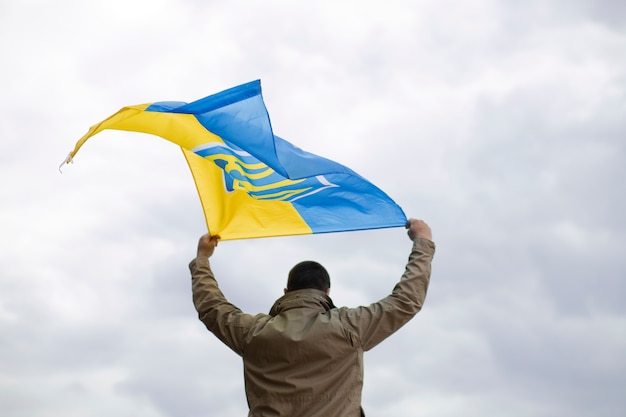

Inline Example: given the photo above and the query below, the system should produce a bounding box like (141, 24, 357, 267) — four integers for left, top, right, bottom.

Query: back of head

(287, 261, 330, 292)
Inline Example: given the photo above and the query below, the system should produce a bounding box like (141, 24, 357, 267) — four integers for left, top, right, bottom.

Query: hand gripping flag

(61, 80, 407, 240)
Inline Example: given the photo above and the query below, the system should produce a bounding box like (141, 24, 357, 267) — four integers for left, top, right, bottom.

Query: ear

(325, 288, 330, 295)
(284, 288, 288, 295)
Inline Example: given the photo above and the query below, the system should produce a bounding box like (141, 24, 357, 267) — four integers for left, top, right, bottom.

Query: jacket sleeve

(338, 237, 435, 351)
(189, 256, 257, 356)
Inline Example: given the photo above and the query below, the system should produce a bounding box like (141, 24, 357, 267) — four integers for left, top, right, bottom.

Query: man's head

(286, 261, 330, 293)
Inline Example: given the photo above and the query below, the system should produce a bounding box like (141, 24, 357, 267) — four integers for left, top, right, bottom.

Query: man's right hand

(406, 218, 432, 241)
(197, 234, 220, 258)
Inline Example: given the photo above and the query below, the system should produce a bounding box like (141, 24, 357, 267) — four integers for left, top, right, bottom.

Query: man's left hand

(197, 234, 220, 258)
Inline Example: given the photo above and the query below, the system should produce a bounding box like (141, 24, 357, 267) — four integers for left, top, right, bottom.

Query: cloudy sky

(1, 0, 625, 416)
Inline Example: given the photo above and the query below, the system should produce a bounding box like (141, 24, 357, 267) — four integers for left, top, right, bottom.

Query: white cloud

(1, 0, 625, 416)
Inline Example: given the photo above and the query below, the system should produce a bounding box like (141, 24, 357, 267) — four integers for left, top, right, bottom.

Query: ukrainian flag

(63, 80, 407, 240)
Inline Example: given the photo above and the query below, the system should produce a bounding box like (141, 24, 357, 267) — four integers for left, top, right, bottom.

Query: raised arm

(339, 218, 436, 350)
(189, 234, 256, 355)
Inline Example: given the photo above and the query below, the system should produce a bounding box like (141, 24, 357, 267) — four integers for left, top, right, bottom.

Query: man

(189, 218, 435, 416)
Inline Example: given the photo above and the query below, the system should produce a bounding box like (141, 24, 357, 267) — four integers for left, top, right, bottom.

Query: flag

(62, 80, 407, 240)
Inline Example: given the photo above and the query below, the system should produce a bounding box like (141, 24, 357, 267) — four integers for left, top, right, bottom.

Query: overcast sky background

(1, 1, 625, 416)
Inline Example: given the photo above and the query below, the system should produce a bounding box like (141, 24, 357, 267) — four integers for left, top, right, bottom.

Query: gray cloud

(1, 0, 624, 416)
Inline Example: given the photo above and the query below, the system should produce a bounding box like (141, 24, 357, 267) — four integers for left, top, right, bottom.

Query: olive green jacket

(190, 238, 435, 416)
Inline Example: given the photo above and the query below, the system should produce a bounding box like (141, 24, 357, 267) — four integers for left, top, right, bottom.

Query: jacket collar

(269, 289, 336, 316)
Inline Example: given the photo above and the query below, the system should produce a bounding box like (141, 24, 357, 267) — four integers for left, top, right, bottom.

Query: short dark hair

(287, 261, 330, 292)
